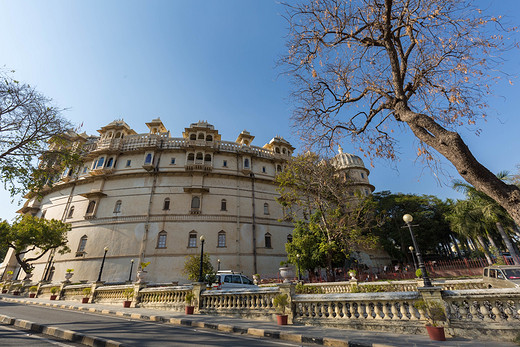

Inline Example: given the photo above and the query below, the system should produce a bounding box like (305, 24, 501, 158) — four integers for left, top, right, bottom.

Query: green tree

(276, 153, 379, 280)
(371, 191, 454, 262)
(0, 71, 79, 197)
(280, 0, 520, 227)
(182, 253, 214, 282)
(0, 215, 71, 273)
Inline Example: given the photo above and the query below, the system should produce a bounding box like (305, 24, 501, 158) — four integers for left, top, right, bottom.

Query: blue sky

(0, 0, 518, 221)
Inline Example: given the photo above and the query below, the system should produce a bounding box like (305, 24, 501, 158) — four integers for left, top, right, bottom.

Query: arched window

(115, 132, 122, 139)
(198, 133, 204, 140)
(276, 165, 282, 172)
(92, 160, 98, 170)
(206, 135, 213, 141)
(264, 203, 269, 215)
(77, 235, 87, 252)
(265, 233, 272, 249)
(188, 232, 197, 247)
(196, 152, 203, 161)
(67, 168, 73, 176)
(275, 147, 280, 153)
(287, 234, 293, 243)
(282, 148, 287, 154)
(97, 157, 105, 168)
(187, 153, 195, 161)
(191, 196, 200, 209)
(67, 206, 75, 219)
(244, 158, 250, 168)
(218, 231, 226, 248)
(145, 153, 153, 164)
(108, 132, 113, 138)
(163, 198, 170, 210)
(204, 154, 211, 162)
(221, 199, 227, 211)
(106, 157, 114, 168)
(157, 231, 167, 248)
(113, 200, 122, 213)
(86, 200, 96, 214)
(190, 133, 197, 140)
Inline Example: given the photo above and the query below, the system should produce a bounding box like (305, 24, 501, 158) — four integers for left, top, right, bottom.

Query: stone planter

(253, 275, 260, 285)
(279, 267, 294, 283)
(82, 297, 89, 304)
(276, 314, 288, 325)
(65, 273, 73, 281)
(426, 326, 446, 341)
(136, 270, 147, 283)
(123, 300, 131, 308)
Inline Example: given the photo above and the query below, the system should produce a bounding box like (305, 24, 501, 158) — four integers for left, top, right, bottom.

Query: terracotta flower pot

(276, 314, 288, 325)
(185, 306, 194, 314)
(13, 291, 20, 296)
(82, 297, 89, 304)
(426, 326, 446, 341)
(50, 295, 57, 300)
(29, 293, 36, 298)
(123, 300, 131, 308)
(1, 290, 7, 294)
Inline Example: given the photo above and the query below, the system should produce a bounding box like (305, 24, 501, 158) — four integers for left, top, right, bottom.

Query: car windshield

(503, 269, 520, 280)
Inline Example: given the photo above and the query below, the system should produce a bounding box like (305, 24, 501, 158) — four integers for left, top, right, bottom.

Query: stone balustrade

(61, 284, 91, 300)
(138, 285, 193, 311)
(200, 287, 280, 319)
(94, 284, 134, 304)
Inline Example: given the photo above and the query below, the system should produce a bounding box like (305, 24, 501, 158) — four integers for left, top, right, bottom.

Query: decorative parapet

(93, 284, 134, 304)
(138, 285, 193, 311)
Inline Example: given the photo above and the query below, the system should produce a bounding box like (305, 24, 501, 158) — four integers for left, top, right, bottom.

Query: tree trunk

(476, 235, 493, 265)
(496, 222, 520, 265)
(450, 234, 462, 257)
(396, 104, 520, 227)
(487, 234, 499, 251)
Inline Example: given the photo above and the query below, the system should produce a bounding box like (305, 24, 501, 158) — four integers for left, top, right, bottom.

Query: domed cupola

(331, 145, 366, 170)
(331, 145, 375, 196)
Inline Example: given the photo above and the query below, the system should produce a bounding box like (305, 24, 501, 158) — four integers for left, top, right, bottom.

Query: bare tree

(281, 0, 520, 225)
(0, 71, 75, 197)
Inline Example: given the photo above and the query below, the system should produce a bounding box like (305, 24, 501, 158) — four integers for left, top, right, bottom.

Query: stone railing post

(132, 282, 146, 308)
(191, 282, 205, 314)
(57, 282, 69, 300)
(278, 282, 296, 324)
(418, 286, 449, 328)
(90, 281, 103, 303)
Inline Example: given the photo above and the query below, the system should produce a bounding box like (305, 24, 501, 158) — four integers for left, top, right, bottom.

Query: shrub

(66, 268, 74, 273)
(82, 287, 91, 297)
(123, 288, 134, 301)
(273, 293, 290, 315)
(295, 283, 324, 294)
(415, 269, 423, 278)
(414, 300, 446, 327)
(185, 292, 195, 306)
(29, 286, 38, 293)
(50, 287, 59, 295)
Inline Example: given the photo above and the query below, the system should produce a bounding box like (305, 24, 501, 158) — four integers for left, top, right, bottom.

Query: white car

(213, 271, 256, 289)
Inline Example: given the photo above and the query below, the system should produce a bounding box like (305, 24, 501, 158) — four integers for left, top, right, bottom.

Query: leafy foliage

(0, 215, 71, 273)
(273, 293, 290, 315)
(182, 253, 214, 282)
(276, 153, 379, 281)
(0, 70, 80, 197)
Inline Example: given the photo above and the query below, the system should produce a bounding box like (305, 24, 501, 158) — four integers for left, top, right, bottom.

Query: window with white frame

(67, 206, 75, 219)
(86, 200, 96, 214)
(163, 198, 170, 210)
(170, 158, 176, 165)
(221, 199, 227, 211)
(126, 160, 131, 167)
(114, 200, 122, 213)
(264, 233, 272, 248)
(157, 231, 167, 249)
(263, 203, 269, 215)
(218, 231, 226, 248)
(188, 232, 197, 247)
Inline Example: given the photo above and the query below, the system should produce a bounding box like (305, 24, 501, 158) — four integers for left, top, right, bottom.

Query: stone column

(132, 282, 146, 308)
(191, 282, 205, 314)
(278, 282, 296, 324)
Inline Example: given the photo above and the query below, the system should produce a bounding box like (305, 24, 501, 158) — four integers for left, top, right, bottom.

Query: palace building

(1, 119, 380, 283)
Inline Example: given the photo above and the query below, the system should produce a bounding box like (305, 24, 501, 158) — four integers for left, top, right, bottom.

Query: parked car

(483, 265, 520, 288)
(212, 271, 256, 290)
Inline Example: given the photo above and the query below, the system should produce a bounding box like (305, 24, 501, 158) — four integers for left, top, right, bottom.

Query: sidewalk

(0, 294, 514, 347)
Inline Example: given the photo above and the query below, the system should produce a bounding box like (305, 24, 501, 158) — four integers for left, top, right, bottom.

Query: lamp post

(97, 246, 109, 283)
(409, 246, 417, 270)
(128, 259, 134, 282)
(217, 258, 221, 272)
(198, 235, 205, 282)
(296, 254, 302, 281)
(403, 214, 432, 287)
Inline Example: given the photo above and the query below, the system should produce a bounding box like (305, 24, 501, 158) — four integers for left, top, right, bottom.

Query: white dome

(332, 145, 366, 170)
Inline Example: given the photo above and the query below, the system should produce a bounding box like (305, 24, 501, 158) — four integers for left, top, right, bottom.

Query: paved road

(0, 301, 311, 346)
(0, 323, 83, 347)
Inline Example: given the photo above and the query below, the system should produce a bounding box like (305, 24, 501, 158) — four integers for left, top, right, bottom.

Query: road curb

(1, 297, 376, 347)
(0, 313, 127, 347)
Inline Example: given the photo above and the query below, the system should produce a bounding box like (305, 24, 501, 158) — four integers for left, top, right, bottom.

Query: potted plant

(82, 287, 91, 303)
(348, 269, 357, 280)
(12, 284, 21, 295)
(137, 261, 150, 283)
(414, 300, 447, 341)
(273, 293, 290, 325)
(184, 292, 195, 314)
(123, 288, 134, 307)
(65, 269, 74, 281)
(5, 270, 13, 282)
(29, 286, 38, 298)
(50, 286, 60, 300)
(415, 269, 423, 278)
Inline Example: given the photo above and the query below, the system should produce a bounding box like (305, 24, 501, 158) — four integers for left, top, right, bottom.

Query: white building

(1, 119, 381, 283)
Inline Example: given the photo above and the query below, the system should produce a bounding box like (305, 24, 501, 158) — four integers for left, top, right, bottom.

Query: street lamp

(409, 246, 417, 270)
(217, 258, 221, 272)
(128, 259, 134, 282)
(296, 254, 302, 281)
(403, 214, 432, 287)
(198, 235, 205, 282)
(97, 246, 109, 283)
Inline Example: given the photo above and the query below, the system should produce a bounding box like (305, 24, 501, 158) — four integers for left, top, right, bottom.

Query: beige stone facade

(1, 119, 383, 283)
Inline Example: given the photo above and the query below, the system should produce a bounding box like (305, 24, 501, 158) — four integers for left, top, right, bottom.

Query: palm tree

(452, 172, 519, 264)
